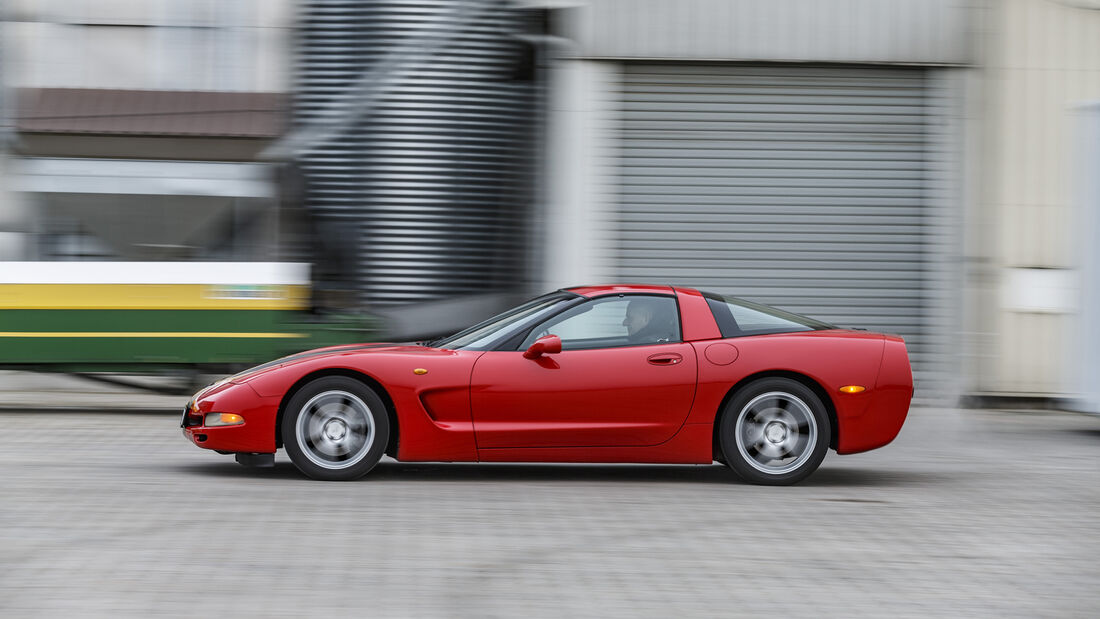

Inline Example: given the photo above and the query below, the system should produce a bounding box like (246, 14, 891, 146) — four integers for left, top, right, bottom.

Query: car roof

(563, 284, 687, 298)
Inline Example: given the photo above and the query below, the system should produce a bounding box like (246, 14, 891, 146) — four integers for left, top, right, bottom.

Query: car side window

(703, 292, 832, 337)
(519, 295, 681, 351)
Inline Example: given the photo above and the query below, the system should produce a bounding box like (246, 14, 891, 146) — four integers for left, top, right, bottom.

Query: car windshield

(429, 291, 582, 350)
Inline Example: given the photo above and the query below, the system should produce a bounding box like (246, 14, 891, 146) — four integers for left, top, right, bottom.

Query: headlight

(204, 413, 245, 427)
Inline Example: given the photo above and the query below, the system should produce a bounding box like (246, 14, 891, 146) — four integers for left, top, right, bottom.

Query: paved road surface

(1, 407, 1097, 618)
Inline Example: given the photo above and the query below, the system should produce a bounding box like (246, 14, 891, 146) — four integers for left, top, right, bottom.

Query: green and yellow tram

(0, 261, 370, 373)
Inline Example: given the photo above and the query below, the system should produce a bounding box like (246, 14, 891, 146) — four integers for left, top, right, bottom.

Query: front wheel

(282, 376, 389, 481)
(719, 378, 830, 486)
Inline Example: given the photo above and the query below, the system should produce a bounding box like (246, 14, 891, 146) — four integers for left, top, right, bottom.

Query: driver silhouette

(622, 297, 674, 344)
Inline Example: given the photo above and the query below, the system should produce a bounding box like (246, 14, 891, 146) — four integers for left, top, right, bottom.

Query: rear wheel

(282, 376, 389, 481)
(719, 377, 830, 485)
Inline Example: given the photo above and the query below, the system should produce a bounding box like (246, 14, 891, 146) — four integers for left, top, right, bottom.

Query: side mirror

(523, 334, 562, 359)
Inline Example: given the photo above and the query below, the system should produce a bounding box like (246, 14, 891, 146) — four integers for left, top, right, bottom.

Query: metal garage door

(616, 63, 931, 377)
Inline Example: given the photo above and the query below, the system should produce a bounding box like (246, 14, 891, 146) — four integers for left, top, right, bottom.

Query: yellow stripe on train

(0, 332, 309, 338)
(0, 284, 309, 310)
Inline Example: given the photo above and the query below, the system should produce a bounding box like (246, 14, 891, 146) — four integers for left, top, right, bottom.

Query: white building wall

(565, 0, 973, 65)
(0, 1, 293, 262)
(540, 60, 621, 290)
(546, 0, 973, 402)
(2, 0, 293, 92)
(976, 0, 1100, 396)
(0, 153, 29, 260)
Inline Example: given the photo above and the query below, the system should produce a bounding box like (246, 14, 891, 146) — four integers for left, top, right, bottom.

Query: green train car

(0, 261, 372, 372)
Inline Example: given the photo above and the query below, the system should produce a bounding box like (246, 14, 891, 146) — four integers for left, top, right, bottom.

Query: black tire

(282, 376, 390, 481)
(718, 377, 830, 486)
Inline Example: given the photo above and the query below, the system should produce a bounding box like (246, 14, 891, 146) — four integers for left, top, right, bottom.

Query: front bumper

(181, 380, 281, 454)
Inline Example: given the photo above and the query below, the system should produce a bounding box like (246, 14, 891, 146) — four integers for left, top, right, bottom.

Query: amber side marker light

(205, 413, 245, 427)
(839, 385, 866, 394)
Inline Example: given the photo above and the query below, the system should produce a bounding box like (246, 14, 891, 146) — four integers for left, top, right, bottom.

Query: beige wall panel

(994, 313, 1063, 393)
(979, 0, 1100, 395)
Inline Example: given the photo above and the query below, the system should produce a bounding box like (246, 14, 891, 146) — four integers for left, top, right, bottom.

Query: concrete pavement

(0, 404, 1098, 618)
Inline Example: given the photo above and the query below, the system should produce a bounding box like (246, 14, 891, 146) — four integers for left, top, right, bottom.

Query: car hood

(228, 342, 429, 384)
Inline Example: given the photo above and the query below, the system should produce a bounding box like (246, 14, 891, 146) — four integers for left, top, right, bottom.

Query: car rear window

(701, 292, 834, 338)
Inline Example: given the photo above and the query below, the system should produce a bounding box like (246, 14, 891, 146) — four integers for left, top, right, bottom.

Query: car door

(470, 294, 697, 449)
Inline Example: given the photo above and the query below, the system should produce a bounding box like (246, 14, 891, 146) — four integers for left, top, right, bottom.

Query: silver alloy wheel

(734, 391, 818, 475)
(295, 390, 376, 470)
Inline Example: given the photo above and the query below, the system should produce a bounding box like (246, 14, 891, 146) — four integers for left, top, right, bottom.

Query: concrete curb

(0, 406, 181, 414)
(0, 370, 191, 413)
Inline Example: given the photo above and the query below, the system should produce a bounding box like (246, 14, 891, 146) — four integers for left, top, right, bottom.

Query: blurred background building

(285, 0, 540, 313)
(1, 0, 1099, 408)
(1, 0, 290, 263)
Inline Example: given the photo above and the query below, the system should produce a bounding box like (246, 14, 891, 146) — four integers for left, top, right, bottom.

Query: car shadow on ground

(1063, 428, 1100, 440)
(800, 467, 953, 487)
(176, 459, 948, 487)
(368, 461, 734, 484)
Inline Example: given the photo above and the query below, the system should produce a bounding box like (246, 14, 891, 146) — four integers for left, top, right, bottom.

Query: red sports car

(182, 285, 912, 485)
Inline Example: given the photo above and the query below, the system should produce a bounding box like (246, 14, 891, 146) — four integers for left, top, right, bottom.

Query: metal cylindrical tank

(293, 0, 536, 308)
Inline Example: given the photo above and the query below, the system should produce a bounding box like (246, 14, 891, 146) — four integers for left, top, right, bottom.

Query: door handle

(647, 353, 682, 366)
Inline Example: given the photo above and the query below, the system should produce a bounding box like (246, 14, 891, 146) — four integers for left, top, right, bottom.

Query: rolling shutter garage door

(616, 64, 931, 378)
